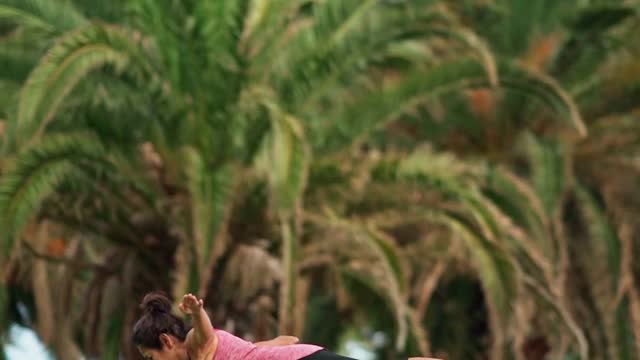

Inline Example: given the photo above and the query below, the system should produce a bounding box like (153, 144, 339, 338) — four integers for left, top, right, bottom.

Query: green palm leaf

(362, 225, 411, 350)
(316, 56, 585, 153)
(271, 1, 496, 114)
(370, 149, 517, 355)
(498, 61, 587, 137)
(310, 215, 411, 350)
(522, 134, 567, 215)
(253, 102, 310, 333)
(432, 210, 516, 326)
(14, 23, 151, 147)
(574, 184, 627, 359)
(257, 102, 309, 214)
(0, 132, 110, 254)
(182, 147, 236, 293)
(575, 184, 621, 281)
(316, 59, 491, 153)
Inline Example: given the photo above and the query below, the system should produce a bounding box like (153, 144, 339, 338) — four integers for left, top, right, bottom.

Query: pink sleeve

(214, 330, 324, 360)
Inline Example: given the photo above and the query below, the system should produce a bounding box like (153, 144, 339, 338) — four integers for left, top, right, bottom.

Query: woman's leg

(300, 350, 357, 360)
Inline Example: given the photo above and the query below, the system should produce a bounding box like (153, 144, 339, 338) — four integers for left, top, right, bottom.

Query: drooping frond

(315, 55, 586, 154)
(182, 147, 236, 293)
(14, 23, 151, 147)
(370, 149, 517, 326)
(575, 184, 621, 281)
(266, 0, 378, 108)
(251, 102, 310, 334)
(497, 60, 587, 137)
(256, 102, 309, 214)
(0, 132, 110, 255)
(431, 210, 516, 326)
(573, 183, 627, 359)
(484, 167, 554, 273)
(316, 59, 491, 153)
(306, 215, 412, 350)
(364, 224, 412, 350)
(522, 133, 567, 215)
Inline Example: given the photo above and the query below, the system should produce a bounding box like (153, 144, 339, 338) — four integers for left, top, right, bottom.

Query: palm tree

(352, 1, 640, 359)
(0, 0, 606, 359)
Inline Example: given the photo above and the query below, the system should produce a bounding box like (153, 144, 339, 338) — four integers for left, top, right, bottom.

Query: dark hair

(132, 292, 190, 349)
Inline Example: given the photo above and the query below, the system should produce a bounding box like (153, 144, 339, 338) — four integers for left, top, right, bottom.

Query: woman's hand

(179, 293, 204, 315)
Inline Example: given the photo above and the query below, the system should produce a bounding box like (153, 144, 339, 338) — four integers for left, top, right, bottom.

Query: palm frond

(486, 166, 549, 242)
(384, 150, 526, 357)
(575, 184, 621, 281)
(433, 210, 516, 350)
(183, 147, 236, 293)
(250, 102, 310, 334)
(270, 2, 483, 113)
(315, 58, 491, 153)
(308, 215, 411, 351)
(266, 0, 377, 106)
(363, 225, 411, 350)
(340, 266, 410, 351)
(522, 134, 567, 215)
(574, 184, 624, 359)
(0, 132, 110, 255)
(256, 103, 309, 214)
(316, 55, 585, 154)
(14, 23, 151, 147)
(497, 60, 587, 137)
(484, 167, 554, 278)
(370, 149, 517, 341)
(176, 0, 251, 109)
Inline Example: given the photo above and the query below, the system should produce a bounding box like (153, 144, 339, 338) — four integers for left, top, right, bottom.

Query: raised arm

(179, 293, 218, 356)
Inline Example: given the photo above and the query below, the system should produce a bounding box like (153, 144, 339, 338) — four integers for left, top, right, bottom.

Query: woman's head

(132, 292, 190, 360)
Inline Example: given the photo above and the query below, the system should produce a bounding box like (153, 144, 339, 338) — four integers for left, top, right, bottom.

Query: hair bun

(140, 292, 172, 314)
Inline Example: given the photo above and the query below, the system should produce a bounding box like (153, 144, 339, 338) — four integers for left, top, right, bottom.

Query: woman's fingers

(180, 293, 203, 312)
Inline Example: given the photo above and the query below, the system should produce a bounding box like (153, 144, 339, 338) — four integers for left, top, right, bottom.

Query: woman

(132, 292, 439, 360)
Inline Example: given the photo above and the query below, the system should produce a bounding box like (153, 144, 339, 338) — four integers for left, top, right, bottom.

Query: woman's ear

(160, 333, 174, 350)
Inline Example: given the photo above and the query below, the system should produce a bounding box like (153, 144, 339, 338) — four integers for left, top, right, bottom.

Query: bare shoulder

(186, 329, 217, 360)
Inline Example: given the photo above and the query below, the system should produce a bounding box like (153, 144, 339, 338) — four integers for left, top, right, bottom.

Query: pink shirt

(213, 330, 323, 360)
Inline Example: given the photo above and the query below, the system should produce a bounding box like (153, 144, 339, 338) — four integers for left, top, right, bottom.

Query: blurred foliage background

(1, 0, 640, 359)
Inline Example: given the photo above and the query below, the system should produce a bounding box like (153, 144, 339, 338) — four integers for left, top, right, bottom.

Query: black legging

(301, 350, 357, 360)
